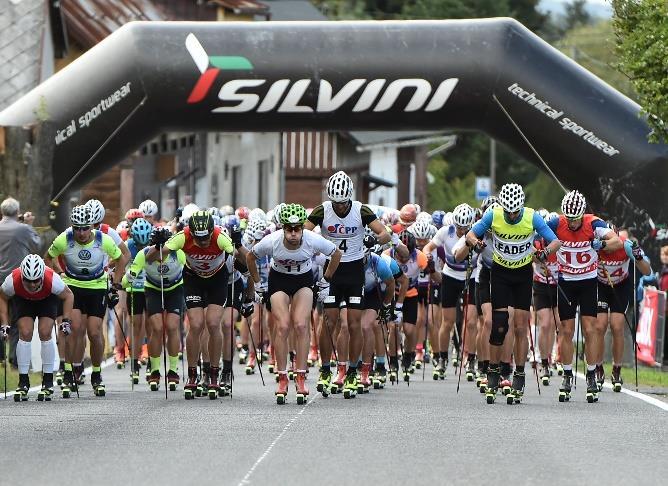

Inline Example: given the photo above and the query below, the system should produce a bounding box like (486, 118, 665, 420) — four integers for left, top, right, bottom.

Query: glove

(379, 303, 392, 322)
(363, 234, 378, 249)
(469, 239, 486, 253)
(151, 227, 171, 247)
(253, 282, 266, 304)
(230, 225, 243, 248)
(106, 288, 119, 308)
(315, 277, 331, 302)
(59, 318, 72, 336)
(240, 302, 254, 318)
(624, 239, 644, 261)
(591, 238, 606, 251)
(0, 324, 9, 339)
(535, 248, 550, 263)
(426, 258, 436, 274)
(393, 303, 403, 323)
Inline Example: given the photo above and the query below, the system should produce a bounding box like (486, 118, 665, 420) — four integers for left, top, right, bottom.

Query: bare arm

(601, 232, 622, 252)
(395, 273, 408, 305)
(58, 286, 74, 321)
(634, 257, 652, 277)
(246, 251, 260, 285)
(0, 292, 9, 324)
(304, 220, 316, 231)
(381, 277, 395, 306)
(369, 219, 390, 245)
(324, 249, 342, 280)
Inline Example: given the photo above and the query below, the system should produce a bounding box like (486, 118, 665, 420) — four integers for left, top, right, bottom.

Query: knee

(294, 321, 308, 336)
(489, 310, 509, 346)
(276, 323, 290, 339)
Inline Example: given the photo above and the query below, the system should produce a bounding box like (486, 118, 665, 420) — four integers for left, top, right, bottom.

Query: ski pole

(319, 294, 339, 365)
(159, 245, 168, 400)
(3, 335, 6, 399)
(527, 299, 541, 395)
(574, 313, 581, 389)
(423, 280, 430, 381)
(456, 254, 473, 394)
(632, 264, 638, 392)
(540, 264, 561, 339)
(246, 300, 265, 386)
(230, 273, 236, 399)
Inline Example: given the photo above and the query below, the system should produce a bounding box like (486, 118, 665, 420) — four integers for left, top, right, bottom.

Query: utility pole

(489, 137, 496, 192)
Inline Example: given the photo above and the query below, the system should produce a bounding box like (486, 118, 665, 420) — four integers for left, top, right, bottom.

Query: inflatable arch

(0, 19, 665, 235)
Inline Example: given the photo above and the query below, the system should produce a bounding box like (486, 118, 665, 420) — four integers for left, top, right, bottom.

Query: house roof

(0, 0, 48, 112)
(209, 0, 269, 15)
(61, 0, 170, 48)
(262, 1, 327, 21)
(348, 131, 450, 146)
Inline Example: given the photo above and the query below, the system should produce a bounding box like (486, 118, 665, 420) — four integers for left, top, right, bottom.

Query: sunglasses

(72, 226, 90, 232)
(565, 216, 582, 222)
(284, 225, 303, 233)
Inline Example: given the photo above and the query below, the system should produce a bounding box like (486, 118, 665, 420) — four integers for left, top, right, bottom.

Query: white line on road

(237, 395, 318, 486)
(575, 372, 668, 412)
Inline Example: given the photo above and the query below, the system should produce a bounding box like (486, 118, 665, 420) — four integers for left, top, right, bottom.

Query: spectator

(660, 245, 668, 293)
(0, 197, 41, 365)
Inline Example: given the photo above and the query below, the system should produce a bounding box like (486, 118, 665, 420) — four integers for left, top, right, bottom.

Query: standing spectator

(0, 197, 41, 365)
(660, 246, 668, 365)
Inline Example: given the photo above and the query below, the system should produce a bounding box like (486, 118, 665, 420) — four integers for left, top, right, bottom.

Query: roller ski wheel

(452, 357, 459, 369)
(14, 376, 29, 402)
(116, 362, 125, 370)
(288, 370, 295, 381)
(500, 377, 512, 396)
(414, 360, 423, 370)
(94, 385, 106, 397)
(586, 370, 599, 403)
(208, 386, 220, 400)
(343, 388, 356, 399)
(276, 372, 289, 404)
(316, 370, 331, 394)
(479, 383, 487, 394)
(611, 366, 623, 393)
(184, 388, 195, 400)
(403, 371, 410, 383)
(466, 371, 474, 382)
(559, 373, 572, 402)
(131, 372, 140, 385)
(343, 371, 358, 399)
(238, 351, 248, 365)
(541, 375, 550, 386)
(295, 371, 309, 404)
(373, 378, 382, 389)
(432, 369, 440, 381)
(296, 393, 307, 405)
(55, 370, 64, 387)
(613, 382, 622, 392)
(167, 370, 179, 391)
(389, 370, 398, 384)
(91, 371, 105, 397)
(148, 370, 161, 391)
(219, 370, 232, 397)
(555, 363, 564, 376)
(245, 365, 255, 375)
(195, 385, 204, 397)
(558, 391, 570, 402)
(267, 363, 275, 374)
(485, 390, 496, 404)
(37, 374, 54, 402)
(507, 373, 525, 404)
(62, 387, 71, 399)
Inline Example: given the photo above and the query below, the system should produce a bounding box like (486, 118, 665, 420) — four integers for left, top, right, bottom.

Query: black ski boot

(37, 373, 54, 401)
(559, 372, 572, 402)
(91, 370, 106, 397)
(595, 364, 605, 392)
(586, 369, 599, 403)
(14, 374, 30, 402)
(611, 365, 623, 392)
(485, 366, 500, 404)
(220, 368, 232, 397)
(507, 371, 525, 404)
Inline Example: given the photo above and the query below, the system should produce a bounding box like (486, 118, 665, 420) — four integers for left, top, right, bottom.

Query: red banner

(636, 289, 661, 365)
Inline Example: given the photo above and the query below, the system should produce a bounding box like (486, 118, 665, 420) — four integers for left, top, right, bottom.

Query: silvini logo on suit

(185, 33, 459, 114)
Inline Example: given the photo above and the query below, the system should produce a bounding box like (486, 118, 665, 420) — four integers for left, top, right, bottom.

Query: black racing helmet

(398, 229, 416, 253)
(189, 210, 214, 238)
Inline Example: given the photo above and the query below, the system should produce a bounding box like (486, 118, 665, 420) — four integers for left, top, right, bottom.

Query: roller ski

(558, 372, 572, 402)
(307, 346, 318, 367)
(555, 362, 564, 376)
(14, 374, 30, 402)
(485, 366, 500, 404)
(388, 365, 398, 384)
(55, 363, 64, 387)
(74, 365, 85, 386)
(61, 369, 76, 398)
(500, 374, 512, 396)
(184, 367, 198, 400)
(465, 359, 475, 382)
(197, 362, 210, 397)
(343, 369, 358, 399)
(478, 376, 488, 394)
(595, 364, 605, 392)
(37, 373, 54, 402)
(359, 363, 372, 394)
(114, 345, 126, 369)
(91, 371, 106, 397)
(316, 368, 332, 397)
(541, 366, 551, 386)
(275, 372, 289, 404)
(611, 365, 623, 392)
(148, 370, 161, 391)
(245, 353, 257, 375)
(287, 352, 296, 381)
(207, 367, 220, 399)
(452, 350, 459, 369)
(238, 347, 248, 365)
(219, 369, 232, 397)
(373, 363, 387, 389)
(131, 360, 141, 385)
(475, 367, 484, 388)
(295, 371, 309, 405)
(586, 369, 599, 403)
(433, 358, 446, 380)
(331, 363, 346, 394)
(167, 370, 179, 391)
(414, 346, 424, 370)
(507, 372, 525, 405)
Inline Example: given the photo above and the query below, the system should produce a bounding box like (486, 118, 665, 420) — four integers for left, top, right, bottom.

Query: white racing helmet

(70, 205, 90, 226)
(561, 190, 586, 219)
(408, 220, 433, 240)
(452, 203, 475, 228)
(85, 199, 105, 225)
(326, 171, 354, 203)
(138, 199, 158, 217)
(248, 207, 267, 223)
(20, 254, 45, 281)
(498, 183, 525, 213)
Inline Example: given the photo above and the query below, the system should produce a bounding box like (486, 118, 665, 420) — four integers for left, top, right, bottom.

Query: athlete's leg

(289, 287, 314, 370)
(205, 304, 224, 366)
(271, 292, 291, 372)
(337, 308, 349, 363)
(185, 308, 205, 368)
(361, 309, 377, 364)
(85, 316, 105, 367)
(513, 309, 530, 369)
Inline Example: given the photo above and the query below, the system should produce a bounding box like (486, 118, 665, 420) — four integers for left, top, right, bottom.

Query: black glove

(59, 318, 72, 336)
(0, 324, 9, 339)
(106, 288, 119, 308)
(379, 303, 392, 322)
(230, 225, 243, 248)
(426, 258, 436, 273)
(240, 302, 254, 318)
(535, 248, 550, 263)
(363, 234, 378, 249)
(473, 239, 486, 253)
(151, 227, 171, 247)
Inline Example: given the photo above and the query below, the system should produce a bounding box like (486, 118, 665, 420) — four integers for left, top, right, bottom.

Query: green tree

(612, 0, 668, 143)
(563, 0, 592, 32)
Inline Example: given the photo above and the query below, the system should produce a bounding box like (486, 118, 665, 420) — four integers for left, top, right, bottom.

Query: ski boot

(507, 372, 525, 405)
(91, 371, 105, 397)
(373, 364, 387, 389)
(295, 370, 309, 405)
(207, 367, 220, 399)
(267, 348, 276, 374)
(131, 360, 141, 385)
(465, 359, 475, 382)
(14, 374, 30, 402)
(389, 364, 398, 384)
(541, 365, 551, 386)
(424, 351, 431, 364)
(307, 346, 318, 367)
(245, 352, 257, 375)
(478, 375, 488, 394)
(595, 364, 605, 392)
(148, 370, 161, 391)
(359, 363, 372, 394)
(558, 373, 572, 402)
(197, 362, 210, 397)
(433, 358, 446, 380)
(414, 347, 424, 370)
(74, 364, 85, 386)
(145, 361, 152, 382)
(611, 365, 623, 392)
(316, 368, 332, 397)
(114, 345, 126, 369)
(37, 373, 54, 402)
(287, 353, 296, 381)
(475, 367, 484, 388)
(500, 374, 512, 396)
(452, 350, 459, 369)
(343, 369, 358, 399)
(555, 362, 564, 376)
(238, 347, 248, 365)
(167, 370, 180, 391)
(61, 369, 76, 398)
(184, 367, 198, 400)
(275, 372, 289, 404)
(586, 369, 599, 403)
(55, 362, 65, 387)
(262, 344, 271, 363)
(485, 367, 500, 404)
(331, 363, 346, 394)
(219, 369, 232, 397)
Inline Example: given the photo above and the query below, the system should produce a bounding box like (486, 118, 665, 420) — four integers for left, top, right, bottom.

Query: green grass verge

(575, 361, 668, 389)
(0, 366, 44, 394)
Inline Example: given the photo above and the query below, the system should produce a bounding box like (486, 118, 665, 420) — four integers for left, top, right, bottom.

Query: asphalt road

(2, 360, 666, 486)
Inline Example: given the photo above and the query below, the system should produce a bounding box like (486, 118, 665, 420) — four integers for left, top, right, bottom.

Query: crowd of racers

(0, 171, 653, 404)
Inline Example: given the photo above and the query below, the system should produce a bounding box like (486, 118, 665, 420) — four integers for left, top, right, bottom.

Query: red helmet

(235, 206, 250, 220)
(399, 204, 418, 226)
(125, 208, 145, 222)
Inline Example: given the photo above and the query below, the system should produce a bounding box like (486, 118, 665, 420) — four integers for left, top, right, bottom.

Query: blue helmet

(224, 215, 240, 230)
(431, 210, 446, 228)
(131, 218, 153, 245)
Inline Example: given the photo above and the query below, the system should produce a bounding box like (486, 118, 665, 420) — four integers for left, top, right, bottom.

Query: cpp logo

(327, 224, 357, 235)
(78, 250, 92, 260)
